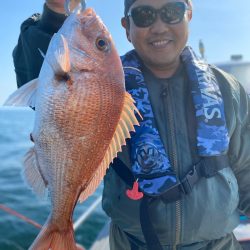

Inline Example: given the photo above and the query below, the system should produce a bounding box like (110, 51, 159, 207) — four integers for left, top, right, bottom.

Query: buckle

(180, 165, 200, 194)
(160, 183, 182, 203)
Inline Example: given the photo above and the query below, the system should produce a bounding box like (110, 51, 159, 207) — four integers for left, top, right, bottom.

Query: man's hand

(46, 0, 81, 14)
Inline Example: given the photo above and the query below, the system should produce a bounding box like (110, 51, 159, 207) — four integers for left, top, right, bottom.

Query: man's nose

(150, 15, 169, 33)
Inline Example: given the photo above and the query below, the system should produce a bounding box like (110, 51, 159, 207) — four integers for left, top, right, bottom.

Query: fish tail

(29, 218, 77, 250)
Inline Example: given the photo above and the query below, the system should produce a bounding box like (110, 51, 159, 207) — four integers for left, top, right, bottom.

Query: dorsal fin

(78, 92, 141, 202)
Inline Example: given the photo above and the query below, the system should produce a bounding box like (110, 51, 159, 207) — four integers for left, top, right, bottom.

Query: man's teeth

(152, 40, 169, 46)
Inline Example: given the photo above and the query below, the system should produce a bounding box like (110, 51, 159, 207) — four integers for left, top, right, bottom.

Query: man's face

(123, 0, 192, 75)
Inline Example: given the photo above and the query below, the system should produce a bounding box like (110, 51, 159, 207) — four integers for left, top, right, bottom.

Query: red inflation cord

(0, 204, 42, 229)
(126, 181, 144, 200)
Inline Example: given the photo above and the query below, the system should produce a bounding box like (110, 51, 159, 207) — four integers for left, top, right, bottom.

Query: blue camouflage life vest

(121, 46, 229, 197)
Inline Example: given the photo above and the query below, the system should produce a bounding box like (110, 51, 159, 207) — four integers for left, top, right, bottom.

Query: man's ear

(187, 2, 193, 21)
(188, 9, 192, 21)
(121, 17, 131, 42)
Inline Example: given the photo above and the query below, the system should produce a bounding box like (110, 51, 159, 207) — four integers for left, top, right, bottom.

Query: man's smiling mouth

(150, 39, 172, 48)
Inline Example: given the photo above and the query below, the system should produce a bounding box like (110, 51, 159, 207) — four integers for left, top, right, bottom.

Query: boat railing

(73, 196, 102, 231)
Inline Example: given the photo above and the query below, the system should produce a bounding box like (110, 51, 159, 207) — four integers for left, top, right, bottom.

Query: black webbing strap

(112, 158, 134, 187)
(111, 155, 229, 198)
(140, 196, 163, 250)
(111, 155, 229, 250)
(179, 155, 229, 195)
(112, 159, 163, 249)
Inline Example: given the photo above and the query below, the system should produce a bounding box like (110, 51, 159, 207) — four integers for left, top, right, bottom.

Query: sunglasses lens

(129, 2, 187, 27)
(131, 6, 156, 28)
(161, 2, 186, 24)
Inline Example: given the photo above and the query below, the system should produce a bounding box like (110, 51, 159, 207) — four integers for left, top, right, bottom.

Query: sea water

(0, 107, 107, 250)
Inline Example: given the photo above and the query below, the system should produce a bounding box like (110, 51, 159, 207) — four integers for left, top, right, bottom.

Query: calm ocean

(0, 107, 107, 250)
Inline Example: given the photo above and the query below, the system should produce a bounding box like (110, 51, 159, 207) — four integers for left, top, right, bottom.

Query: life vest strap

(180, 154, 229, 195)
(111, 154, 229, 201)
(111, 155, 229, 250)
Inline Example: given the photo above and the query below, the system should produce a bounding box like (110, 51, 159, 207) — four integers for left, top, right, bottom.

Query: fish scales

(4, 6, 140, 250)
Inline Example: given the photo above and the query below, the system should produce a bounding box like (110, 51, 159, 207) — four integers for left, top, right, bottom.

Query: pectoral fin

(46, 33, 71, 74)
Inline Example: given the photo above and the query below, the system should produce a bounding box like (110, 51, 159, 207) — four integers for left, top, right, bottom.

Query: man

(13, 0, 250, 249)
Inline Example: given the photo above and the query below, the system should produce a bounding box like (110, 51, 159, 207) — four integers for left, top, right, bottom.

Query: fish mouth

(79, 8, 98, 28)
(79, 7, 106, 32)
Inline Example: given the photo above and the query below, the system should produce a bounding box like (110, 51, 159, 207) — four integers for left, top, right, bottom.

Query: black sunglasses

(127, 2, 190, 28)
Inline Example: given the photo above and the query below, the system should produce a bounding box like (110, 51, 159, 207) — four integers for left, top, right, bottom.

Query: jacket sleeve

(13, 4, 66, 88)
(222, 72, 250, 217)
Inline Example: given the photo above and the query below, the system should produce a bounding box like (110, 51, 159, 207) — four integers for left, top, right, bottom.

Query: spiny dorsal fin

(78, 92, 141, 202)
(4, 78, 38, 108)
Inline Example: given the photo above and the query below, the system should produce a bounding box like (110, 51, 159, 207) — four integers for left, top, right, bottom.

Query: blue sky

(0, 0, 250, 105)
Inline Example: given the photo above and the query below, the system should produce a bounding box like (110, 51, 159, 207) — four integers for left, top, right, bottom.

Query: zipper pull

(126, 180, 144, 200)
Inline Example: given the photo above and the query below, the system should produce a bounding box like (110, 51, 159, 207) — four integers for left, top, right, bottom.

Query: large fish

(5, 2, 140, 250)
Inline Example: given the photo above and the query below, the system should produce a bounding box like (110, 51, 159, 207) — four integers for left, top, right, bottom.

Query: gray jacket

(102, 63, 250, 247)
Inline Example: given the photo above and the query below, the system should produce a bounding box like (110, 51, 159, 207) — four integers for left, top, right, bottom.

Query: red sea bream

(5, 5, 139, 250)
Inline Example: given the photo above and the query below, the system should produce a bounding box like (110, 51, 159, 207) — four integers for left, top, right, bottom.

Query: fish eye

(96, 38, 109, 51)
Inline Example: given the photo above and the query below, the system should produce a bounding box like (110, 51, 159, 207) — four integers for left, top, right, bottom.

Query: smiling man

(121, 0, 191, 78)
(102, 0, 250, 249)
(13, 0, 250, 249)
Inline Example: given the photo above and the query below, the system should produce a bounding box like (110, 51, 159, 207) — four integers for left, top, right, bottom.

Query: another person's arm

(13, 0, 79, 88)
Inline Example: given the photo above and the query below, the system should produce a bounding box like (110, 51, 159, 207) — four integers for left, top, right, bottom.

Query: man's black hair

(124, 0, 190, 16)
(124, 0, 136, 16)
